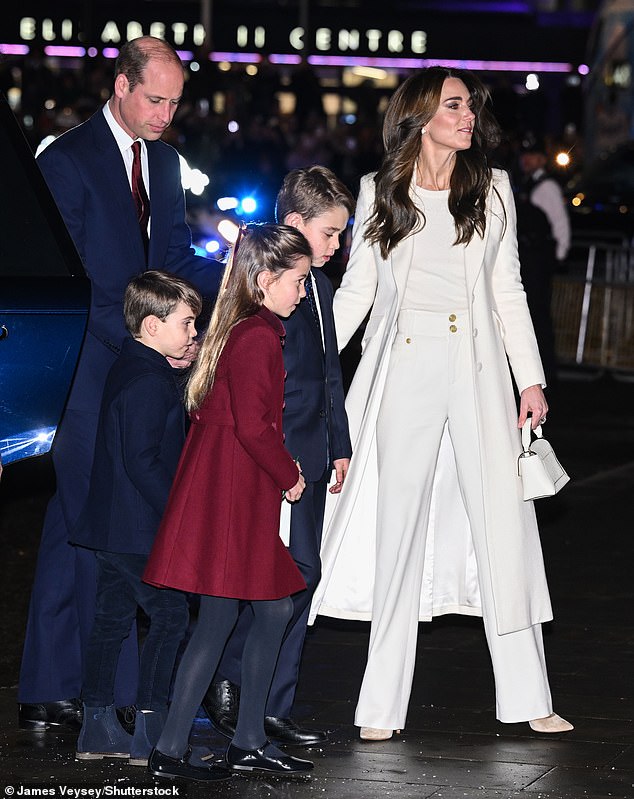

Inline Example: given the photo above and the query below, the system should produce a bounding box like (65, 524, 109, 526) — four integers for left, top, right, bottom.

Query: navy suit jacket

(36, 108, 222, 414)
(282, 268, 352, 482)
(72, 338, 186, 555)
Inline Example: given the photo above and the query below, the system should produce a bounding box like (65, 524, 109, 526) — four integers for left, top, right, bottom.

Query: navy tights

(156, 593, 293, 756)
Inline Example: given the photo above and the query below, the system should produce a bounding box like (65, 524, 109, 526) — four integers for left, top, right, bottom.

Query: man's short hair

(275, 166, 355, 224)
(124, 270, 202, 337)
(115, 36, 183, 92)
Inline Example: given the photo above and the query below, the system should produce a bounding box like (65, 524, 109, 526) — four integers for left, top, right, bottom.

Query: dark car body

(565, 142, 634, 239)
(0, 95, 90, 465)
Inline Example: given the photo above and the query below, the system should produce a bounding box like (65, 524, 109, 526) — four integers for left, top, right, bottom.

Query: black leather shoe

(148, 747, 230, 782)
(18, 699, 83, 731)
(200, 680, 239, 739)
(264, 716, 328, 747)
(116, 705, 137, 735)
(225, 742, 313, 774)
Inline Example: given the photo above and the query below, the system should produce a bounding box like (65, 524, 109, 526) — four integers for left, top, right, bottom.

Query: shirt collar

(102, 101, 142, 156)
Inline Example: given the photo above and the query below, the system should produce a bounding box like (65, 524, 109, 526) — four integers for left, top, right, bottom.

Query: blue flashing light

(240, 197, 257, 215)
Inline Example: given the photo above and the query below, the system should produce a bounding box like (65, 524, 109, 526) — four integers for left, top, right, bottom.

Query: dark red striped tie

(131, 140, 150, 257)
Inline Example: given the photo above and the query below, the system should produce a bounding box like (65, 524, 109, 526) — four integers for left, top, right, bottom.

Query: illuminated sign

(4, 9, 590, 64)
(17, 17, 427, 56)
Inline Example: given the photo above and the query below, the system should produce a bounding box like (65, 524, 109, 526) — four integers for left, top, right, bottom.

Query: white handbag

(517, 418, 570, 501)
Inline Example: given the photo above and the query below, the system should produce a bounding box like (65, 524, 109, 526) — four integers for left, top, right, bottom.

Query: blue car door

(0, 95, 90, 465)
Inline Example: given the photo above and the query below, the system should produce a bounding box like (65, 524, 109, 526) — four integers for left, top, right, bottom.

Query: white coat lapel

(464, 199, 493, 298)
(390, 233, 416, 305)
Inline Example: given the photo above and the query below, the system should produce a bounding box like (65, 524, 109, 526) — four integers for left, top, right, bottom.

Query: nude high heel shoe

(359, 727, 401, 741)
(529, 713, 574, 733)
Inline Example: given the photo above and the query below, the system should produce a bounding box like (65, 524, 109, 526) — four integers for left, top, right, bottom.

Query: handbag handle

(521, 418, 544, 454)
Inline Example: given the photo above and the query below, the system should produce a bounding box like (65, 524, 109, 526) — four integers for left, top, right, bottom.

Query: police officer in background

(516, 133, 571, 391)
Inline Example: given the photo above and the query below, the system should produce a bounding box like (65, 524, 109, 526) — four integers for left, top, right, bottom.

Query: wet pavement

(0, 369, 633, 798)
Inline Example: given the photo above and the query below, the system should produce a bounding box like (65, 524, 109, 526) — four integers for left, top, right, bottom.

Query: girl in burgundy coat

(143, 224, 316, 780)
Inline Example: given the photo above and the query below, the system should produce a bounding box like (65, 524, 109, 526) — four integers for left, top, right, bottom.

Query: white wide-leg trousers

(354, 309, 553, 730)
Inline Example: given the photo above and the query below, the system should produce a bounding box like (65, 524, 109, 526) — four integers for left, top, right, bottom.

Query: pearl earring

(421, 127, 426, 135)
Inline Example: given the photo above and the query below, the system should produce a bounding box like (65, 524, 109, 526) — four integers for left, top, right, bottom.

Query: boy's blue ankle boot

(75, 704, 132, 760)
(129, 710, 165, 766)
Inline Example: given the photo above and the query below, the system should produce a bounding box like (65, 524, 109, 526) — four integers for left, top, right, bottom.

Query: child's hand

(285, 470, 305, 503)
(329, 458, 350, 494)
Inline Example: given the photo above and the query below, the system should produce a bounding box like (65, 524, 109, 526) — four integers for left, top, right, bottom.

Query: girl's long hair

(186, 223, 312, 411)
(365, 66, 502, 259)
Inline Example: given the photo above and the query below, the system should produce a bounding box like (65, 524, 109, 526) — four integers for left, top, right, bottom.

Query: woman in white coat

(310, 67, 573, 741)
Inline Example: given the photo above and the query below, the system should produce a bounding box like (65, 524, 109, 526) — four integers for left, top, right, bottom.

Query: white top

(402, 187, 469, 313)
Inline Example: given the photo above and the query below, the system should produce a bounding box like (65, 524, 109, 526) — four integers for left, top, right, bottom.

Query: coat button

(405, 337, 411, 344)
(476, 362, 483, 372)
(319, 410, 326, 417)
(449, 324, 457, 333)
(472, 328, 478, 337)
(448, 313, 456, 322)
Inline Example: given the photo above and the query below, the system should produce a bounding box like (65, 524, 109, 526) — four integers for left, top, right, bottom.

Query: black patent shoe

(225, 741, 313, 774)
(201, 679, 239, 738)
(264, 716, 328, 746)
(18, 699, 83, 731)
(148, 747, 230, 782)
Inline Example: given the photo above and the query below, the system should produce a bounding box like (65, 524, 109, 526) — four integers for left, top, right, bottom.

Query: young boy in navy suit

(71, 271, 202, 766)
(203, 166, 354, 745)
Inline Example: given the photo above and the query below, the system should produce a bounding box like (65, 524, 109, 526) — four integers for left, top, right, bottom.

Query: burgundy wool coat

(143, 307, 306, 600)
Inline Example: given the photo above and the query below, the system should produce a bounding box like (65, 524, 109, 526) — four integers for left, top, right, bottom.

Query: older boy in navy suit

(71, 271, 201, 766)
(203, 167, 354, 745)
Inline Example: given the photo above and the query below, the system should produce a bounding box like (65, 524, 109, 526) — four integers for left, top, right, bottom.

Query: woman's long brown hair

(365, 67, 502, 259)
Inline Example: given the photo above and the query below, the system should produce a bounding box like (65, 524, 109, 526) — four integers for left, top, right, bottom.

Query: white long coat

(310, 169, 554, 635)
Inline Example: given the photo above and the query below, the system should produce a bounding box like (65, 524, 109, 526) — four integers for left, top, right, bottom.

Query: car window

(0, 95, 84, 278)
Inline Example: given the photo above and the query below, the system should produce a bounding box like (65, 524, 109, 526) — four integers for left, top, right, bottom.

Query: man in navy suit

(18, 36, 222, 730)
(203, 166, 354, 745)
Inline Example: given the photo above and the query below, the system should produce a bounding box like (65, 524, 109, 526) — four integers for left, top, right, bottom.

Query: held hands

(167, 340, 201, 370)
(518, 384, 548, 430)
(284, 462, 305, 503)
(329, 457, 350, 494)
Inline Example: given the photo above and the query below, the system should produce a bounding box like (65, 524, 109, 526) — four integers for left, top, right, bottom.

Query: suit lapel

(91, 113, 147, 263)
(298, 295, 323, 351)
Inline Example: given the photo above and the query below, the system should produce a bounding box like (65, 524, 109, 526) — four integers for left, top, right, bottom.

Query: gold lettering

(237, 25, 248, 47)
(366, 29, 381, 52)
(412, 30, 427, 54)
(19, 17, 36, 41)
(100, 21, 122, 44)
(193, 24, 206, 46)
(172, 23, 187, 46)
(290, 27, 304, 50)
(149, 22, 166, 39)
(338, 29, 360, 51)
(387, 30, 403, 53)
(42, 19, 55, 42)
(315, 27, 331, 51)
(127, 21, 144, 40)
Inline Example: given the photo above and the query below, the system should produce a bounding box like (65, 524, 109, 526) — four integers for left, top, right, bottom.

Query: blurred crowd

(1, 49, 585, 222)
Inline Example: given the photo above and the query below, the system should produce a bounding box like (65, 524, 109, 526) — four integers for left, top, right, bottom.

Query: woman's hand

(518, 384, 548, 430)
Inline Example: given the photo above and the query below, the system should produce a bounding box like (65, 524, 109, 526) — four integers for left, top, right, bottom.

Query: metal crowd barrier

(552, 230, 634, 373)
